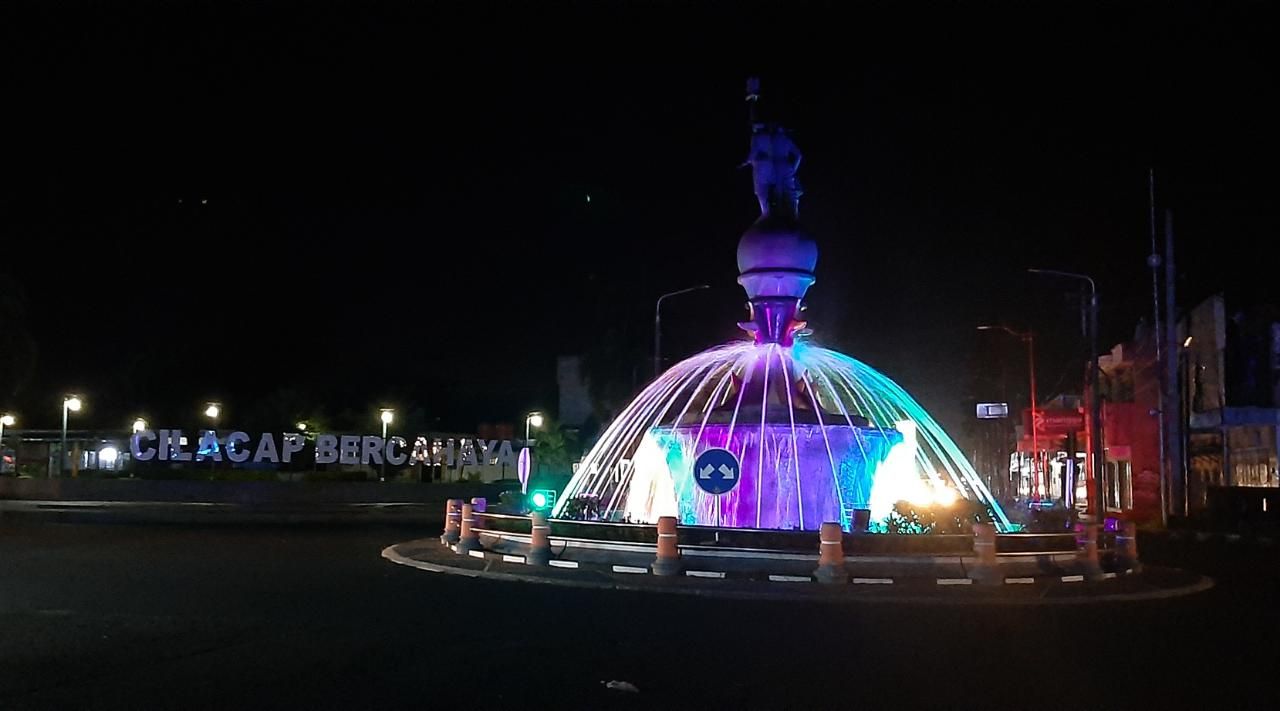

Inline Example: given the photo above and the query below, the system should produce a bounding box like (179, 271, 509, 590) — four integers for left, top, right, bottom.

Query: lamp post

(1, 414, 14, 473)
(525, 411, 544, 444)
(1028, 268, 1102, 522)
(1178, 336, 1193, 513)
(978, 325, 1040, 499)
(203, 403, 220, 470)
(132, 418, 147, 434)
(60, 395, 82, 477)
(655, 285, 711, 379)
(522, 411, 544, 490)
(379, 409, 394, 482)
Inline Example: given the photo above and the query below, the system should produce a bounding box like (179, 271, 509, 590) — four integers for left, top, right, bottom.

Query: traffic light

(529, 489, 557, 511)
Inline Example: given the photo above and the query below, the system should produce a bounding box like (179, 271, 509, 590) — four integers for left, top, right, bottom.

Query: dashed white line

(548, 560, 579, 569)
(937, 578, 973, 586)
(1005, 577, 1036, 585)
(468, 550, 485, 559)
(612, 565, 648, 574)
(852, 577, 894, 585)
(768, 574, 811, 583)
(502, 554, 525, 563)
(685, 570, 726, 579)
(1061, 574, 1085, 583)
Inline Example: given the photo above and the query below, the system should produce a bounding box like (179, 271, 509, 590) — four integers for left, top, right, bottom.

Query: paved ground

(1, 520, 1277, 710)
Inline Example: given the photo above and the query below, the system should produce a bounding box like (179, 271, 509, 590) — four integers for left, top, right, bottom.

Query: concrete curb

(381, 540, 1215, 606)
(0, 500, 440, 526)
(1163, 529, 1277, 547)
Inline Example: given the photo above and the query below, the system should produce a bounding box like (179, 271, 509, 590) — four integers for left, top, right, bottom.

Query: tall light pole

(60, 395, 82, 477)
(1, 414, 14, 473)
(204, 403, 220, 470)
(1178, 336, 1193, 514)
(1146, 170, 1167, 527)
(1028, 268, 1103, 522)
(525, 411, 544, 444)
(379, 409, 394, 482)
(655, 285, 710, 379)
(978, 325, 1040, 499)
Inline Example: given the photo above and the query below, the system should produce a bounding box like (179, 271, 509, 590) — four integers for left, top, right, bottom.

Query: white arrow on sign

(699, 464, 715, 479)
(718, 464, 736, 479)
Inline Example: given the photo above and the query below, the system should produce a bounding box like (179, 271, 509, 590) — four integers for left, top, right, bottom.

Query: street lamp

(379, 409, 394, 481)
(132, 418, 148, 434)
(1028, 268, 1103, 522)
(1, 414, 15, 471)
(295, 421, 308, 432)
(1175, 336, 1194, 514)
(202, 403, 221, 469)
(655, 285, 711, 379)
(525, 411, 544, 444)
(977, 325, 1040, 499)
(60, 395, 82, 477)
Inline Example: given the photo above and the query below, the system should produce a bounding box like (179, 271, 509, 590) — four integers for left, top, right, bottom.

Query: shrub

(559, 494, 603, 521)
(883, 499, 992, 535)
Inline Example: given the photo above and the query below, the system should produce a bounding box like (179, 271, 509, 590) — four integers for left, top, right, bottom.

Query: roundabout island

(382, 503, 1211, 606)
(382, 83, 1210, 608)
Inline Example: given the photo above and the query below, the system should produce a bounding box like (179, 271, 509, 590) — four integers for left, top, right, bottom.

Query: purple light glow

(637, 423, 899, 530)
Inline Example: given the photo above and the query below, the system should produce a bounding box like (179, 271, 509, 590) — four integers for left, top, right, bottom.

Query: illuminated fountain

(554, 83, 1013, 532)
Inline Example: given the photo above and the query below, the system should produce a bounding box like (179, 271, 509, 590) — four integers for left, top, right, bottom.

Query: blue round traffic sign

(692, 448, 741, 496)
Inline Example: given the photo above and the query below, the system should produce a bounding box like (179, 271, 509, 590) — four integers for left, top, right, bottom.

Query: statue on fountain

(737, 78, 818, 346)
(747, 125, 804, 219)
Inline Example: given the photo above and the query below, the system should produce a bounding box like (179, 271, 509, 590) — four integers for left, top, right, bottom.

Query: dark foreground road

(1, 521, 1276, 710)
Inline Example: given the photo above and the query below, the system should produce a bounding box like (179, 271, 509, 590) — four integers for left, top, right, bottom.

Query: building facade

(1179, 294, 1280, 515)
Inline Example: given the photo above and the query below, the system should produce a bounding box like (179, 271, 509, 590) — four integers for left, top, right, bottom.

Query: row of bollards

(1077, 519, 1142, 577)
(441, 498, 556, 564)
(441, 498, 488, 551)
(439, 508, 1141, 583)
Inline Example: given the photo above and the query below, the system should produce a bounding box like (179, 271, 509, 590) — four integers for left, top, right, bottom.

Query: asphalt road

(1, 520, 1276, 710)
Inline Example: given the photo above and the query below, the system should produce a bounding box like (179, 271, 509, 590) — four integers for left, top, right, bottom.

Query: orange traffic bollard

(457, 502, 482, 554)
(527, 511, 552, 566)
(652, 516, 681, 576)
(1117, 520, 1142, 573)
(813, 521, 847, 584)
(1074, 522, 1105, 580)
(968, 523, 1002, 585)
(441, 498, 463, 545)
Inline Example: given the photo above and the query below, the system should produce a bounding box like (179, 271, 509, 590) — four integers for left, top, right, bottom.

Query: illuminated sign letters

(129, 430, 522, 469)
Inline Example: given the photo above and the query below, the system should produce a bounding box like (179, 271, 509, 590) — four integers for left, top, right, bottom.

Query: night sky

(2, 1, 1276, 437)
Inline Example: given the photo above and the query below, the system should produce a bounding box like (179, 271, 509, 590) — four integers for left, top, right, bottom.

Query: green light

(529, 489, 557, 511)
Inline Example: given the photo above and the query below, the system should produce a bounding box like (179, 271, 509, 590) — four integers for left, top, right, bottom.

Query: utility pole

(1163, 209, 1183, 517)
(1147, 170, 1168, 527)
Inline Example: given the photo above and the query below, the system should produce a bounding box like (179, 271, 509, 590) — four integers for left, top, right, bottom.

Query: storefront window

(1227, 425, 1278, 488)
(1105, 460, 1133, 511)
